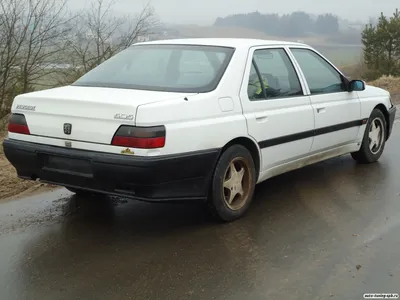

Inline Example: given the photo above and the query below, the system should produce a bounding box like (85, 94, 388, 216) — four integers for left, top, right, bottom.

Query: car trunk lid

(11, 85, 193, 145)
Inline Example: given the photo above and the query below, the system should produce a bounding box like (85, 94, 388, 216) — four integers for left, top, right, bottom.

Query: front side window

(247, 48, 303, 101)
(73, 44, 235, 93)
(290, 48, 345, 94)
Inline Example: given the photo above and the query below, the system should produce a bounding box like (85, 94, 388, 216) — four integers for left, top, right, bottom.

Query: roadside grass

(368, 76, 400, 95)
(0, 132, 4, 155)
(369, 76, 400, 104)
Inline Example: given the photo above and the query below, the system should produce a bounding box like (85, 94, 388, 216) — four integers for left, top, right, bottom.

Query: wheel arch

(219, 136, 261, 180)
(373, 104, 390, 140)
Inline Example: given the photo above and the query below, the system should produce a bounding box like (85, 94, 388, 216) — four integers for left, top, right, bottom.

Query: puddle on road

(0, 190, 72, 235)
(0, 189, 132, 235)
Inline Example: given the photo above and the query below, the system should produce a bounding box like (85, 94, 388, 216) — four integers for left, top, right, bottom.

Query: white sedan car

(3, 38, 396, 222)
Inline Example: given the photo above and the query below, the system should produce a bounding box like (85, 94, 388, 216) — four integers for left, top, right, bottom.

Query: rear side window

(73, 44, 235, 93)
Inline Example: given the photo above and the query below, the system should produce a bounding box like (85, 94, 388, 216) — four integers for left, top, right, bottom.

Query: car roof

(134, 38, 308, 49)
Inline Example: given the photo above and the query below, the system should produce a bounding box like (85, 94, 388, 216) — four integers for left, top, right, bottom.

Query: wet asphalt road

(1, 125, 400, 300)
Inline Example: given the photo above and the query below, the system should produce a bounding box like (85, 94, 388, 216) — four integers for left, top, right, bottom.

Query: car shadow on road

(56, 153, 390, 237)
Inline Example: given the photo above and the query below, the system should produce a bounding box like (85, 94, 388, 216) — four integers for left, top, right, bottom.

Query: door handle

(317, 107, 326, 113)
(255, 113, 268, 123)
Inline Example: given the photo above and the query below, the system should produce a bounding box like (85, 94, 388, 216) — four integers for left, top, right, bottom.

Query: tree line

(362, 9, 400, 80)
(0, 0, 157, 123)
(214, 11, 340, 37)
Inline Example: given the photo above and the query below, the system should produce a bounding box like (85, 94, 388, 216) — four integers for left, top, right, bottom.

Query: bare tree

(59, 0, 158, 85)
(0, 0, 25, 118)
(0, 0, 74, 120)
(16, 0, 75, 90)
(0, 0, 157, 122)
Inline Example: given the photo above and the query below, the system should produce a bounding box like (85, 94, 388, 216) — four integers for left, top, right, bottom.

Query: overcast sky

(67, 0, 399, 25)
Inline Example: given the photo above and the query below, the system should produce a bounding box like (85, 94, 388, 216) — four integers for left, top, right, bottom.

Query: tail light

(8, 113, 30, 135)
(111, 125, 166, 149)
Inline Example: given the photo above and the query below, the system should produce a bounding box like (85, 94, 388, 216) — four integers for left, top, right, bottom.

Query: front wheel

(351, 109, 387, 164)
(207, 145, 256, 222)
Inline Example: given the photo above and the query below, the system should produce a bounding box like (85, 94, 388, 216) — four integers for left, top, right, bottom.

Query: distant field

(172, 24, 363, 66)
(32, 68, 74, 91)
(313, 45, 362, 66)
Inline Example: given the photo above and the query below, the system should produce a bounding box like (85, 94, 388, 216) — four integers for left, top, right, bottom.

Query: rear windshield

(72, 44, 235, 93)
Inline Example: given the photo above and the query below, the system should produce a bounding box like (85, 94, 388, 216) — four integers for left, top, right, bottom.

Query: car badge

(63, 123, 72, 135)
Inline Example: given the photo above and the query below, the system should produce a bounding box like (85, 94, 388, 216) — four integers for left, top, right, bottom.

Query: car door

(288, 47, 361, 153)
(239, 47, 314, 174)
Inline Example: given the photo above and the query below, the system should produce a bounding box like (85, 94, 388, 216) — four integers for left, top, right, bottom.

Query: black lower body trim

(387, 106, 396, 140)
(2, 138, 220, 202)
(258, 119, 368, 148)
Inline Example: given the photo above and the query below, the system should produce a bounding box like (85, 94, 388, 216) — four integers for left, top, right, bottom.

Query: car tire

(351, 108, 387, 164)
(207, 145, 257, 222)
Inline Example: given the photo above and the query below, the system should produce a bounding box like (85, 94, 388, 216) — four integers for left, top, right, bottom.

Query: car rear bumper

(387, 105, 396, 140)
(2, 138, 220, 202)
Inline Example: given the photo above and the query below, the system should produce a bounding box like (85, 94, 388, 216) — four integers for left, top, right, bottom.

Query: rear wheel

(207, 145, 256, 222)
(351, 109, 387, 164)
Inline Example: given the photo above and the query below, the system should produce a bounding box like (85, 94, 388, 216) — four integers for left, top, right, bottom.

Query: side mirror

(349, 79, 365, 92)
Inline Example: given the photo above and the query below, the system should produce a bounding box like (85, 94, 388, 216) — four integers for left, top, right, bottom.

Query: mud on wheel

(351, 108, 387, 164)
(208, 145, 256, 222)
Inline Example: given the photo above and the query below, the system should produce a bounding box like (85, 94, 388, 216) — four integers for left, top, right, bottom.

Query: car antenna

(184, 96, 188, 101)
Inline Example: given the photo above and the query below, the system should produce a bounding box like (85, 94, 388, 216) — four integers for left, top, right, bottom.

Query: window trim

(246, 47, 305, 102)
(251, 59, 267, 99)
(288, 46, 350, 95)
